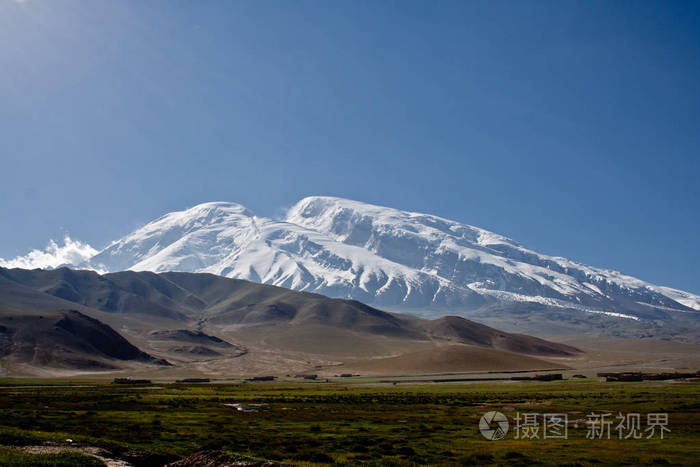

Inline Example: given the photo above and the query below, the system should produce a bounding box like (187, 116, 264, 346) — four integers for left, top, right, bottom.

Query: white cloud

(0, 236, 99, 271)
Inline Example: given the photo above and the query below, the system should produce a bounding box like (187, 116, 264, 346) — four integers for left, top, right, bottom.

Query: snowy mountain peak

(91, 201, 257, 273)
(167, 201, 255, 221)
(25, 197, 700, 329)
(287, 196, 519, 250)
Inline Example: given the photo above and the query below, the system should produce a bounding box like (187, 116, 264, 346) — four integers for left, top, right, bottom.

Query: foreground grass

(0, 446, 103, 466)
(0, 378, 698, 465)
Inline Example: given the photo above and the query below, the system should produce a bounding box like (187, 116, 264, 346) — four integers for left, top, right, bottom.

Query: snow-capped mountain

(90, 201, 473, 308)
(84, 196, 700, 328)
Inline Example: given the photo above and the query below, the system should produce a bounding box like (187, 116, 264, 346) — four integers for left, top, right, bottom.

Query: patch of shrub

(396, 446, 416, 456)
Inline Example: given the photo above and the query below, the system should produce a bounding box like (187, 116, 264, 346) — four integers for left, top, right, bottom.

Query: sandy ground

(550, 336, 700, 374)
(16, 445, 131, 466)
(2, 335, 698, 380)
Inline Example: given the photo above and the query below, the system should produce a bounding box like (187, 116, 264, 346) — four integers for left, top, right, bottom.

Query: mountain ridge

(4, 196, 699, 339)
(6, 266, 573, 355)
(0, 266, 579, 375)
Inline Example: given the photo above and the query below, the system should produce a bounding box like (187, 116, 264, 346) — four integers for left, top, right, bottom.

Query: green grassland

(0, 378, 698, 466)
(0, 446, 104, 467)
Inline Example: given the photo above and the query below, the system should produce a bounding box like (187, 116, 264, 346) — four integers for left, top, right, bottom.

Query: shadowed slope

(418, 315, 580, 356)
(0, 308, 166, 370)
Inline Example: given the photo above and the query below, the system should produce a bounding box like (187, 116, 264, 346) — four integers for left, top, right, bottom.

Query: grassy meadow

(0, 378, 698, 466)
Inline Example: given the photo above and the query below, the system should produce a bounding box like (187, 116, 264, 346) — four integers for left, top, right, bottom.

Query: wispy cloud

(0, 236, 99, 270)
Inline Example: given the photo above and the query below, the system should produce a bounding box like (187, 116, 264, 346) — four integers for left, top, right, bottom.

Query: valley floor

(0, 377, 698, 466)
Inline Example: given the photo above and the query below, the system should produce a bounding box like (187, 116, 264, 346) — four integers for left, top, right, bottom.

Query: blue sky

(0, 0, 698, 293)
